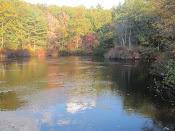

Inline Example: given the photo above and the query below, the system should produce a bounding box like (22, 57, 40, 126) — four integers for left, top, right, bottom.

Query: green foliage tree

(0, 1, 17, 48)
(112, 0, 156, 48)
(162, 59, 175, 88)
(0, 0, 174, 57)
(26, 5, 47, 51)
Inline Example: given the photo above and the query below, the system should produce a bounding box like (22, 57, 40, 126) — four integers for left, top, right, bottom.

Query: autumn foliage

(84, 33, 99, 53)
(1, 49, 30, 58)
(0, 0, 174, 57)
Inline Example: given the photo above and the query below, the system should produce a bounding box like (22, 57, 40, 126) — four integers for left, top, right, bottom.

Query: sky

(23, 0, 125, 9)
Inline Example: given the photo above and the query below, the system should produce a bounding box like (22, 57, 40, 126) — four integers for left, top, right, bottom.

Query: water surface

(0, 56, 174, 131)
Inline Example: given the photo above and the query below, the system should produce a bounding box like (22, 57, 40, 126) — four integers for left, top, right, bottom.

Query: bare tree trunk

(21, 32, 23, 49)
(124, 30, 127, 46)
(27, 31, 30, 47)
(121, 34, 124, 46)
(62, 31, 64, 48)
(158, 43, 160, 50)
(1, 21, 4, 48)
(129, 28, 132, 48)
(77, 37, 79, 49)
(121, 33, 126, 46)
(34, 41, 36, 51)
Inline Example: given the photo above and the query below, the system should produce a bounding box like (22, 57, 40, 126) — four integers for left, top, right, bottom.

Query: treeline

(0, 0, 174, 56)
(0, 0, 111, 55)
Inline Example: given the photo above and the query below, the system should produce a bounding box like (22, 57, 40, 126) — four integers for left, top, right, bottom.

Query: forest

(0, 0, 174, 87)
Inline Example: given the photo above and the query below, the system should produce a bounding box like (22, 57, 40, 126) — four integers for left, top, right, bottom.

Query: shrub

(72, 49, 86, 55)
(47, 49, 56, 56)
(149, 51, 174, 77)
(162, 59, 175, 88)
(4, 49, 30, 58)
(0, 49, 6, 54)
(58, 48, 70, 56)
(104, 46, 127, 59)
(35, 49, 46, 56)
(104, 46, 140, 60)
(139, 47, 158, 60)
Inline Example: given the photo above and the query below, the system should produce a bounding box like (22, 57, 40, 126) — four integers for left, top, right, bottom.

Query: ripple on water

(0, 69, 21, 72)
(0, 89, 13, 94)
(0, 81, 6, 84)
(0, 57, 174, 131)
(76, 66, 91, 69)
(49, 73, 65, 76)
(123, 64, 132, 67)
(96, 66, 105, 68)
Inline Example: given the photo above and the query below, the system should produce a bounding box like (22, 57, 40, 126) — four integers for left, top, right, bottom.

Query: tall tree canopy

(0, 0, 174, 55)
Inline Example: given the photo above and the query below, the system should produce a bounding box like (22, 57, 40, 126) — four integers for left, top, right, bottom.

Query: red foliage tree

(84, 32, 99, 53)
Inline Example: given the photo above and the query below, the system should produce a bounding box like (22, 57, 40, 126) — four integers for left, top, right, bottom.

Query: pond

(0, 56, 174, 131)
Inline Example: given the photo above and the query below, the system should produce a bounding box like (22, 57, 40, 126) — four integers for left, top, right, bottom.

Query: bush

(58, 48, 70, 56)
(72, 49, 86, 55)
(139, 47, 158, 60)
(104, 46, 159, 60)
(93, 47, 108, 55)
(4, 49, 30, 58)
(162, 59, 175, 88)
(149, 51, 174, 77)
(34, 49, 46, 56)
(0, 49, 6, 54)
(47, 49, 56, 56)
(104, 46, 140, 60)
(58, 48, 89, 56)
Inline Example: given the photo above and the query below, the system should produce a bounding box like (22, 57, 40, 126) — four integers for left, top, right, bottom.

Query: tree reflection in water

(0, 56, 174, 130)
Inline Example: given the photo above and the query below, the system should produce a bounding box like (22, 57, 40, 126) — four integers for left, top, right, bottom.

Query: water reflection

(0, 56, 174, 130)
(0, 90, 24, 111)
